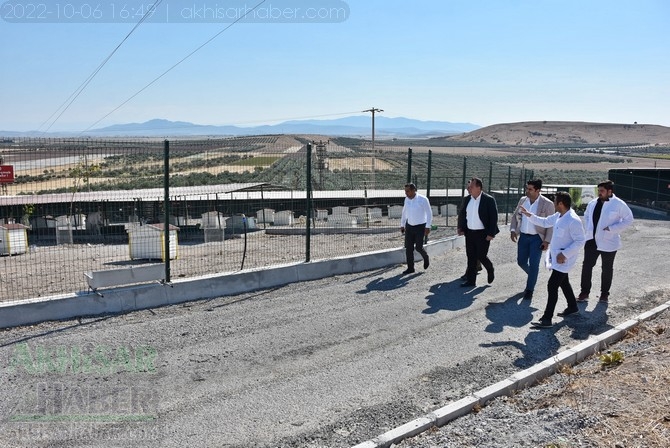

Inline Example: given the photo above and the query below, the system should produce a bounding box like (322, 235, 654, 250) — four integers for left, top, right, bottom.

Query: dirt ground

(403, 306, 670, 447)
(0, 219, 460, 302)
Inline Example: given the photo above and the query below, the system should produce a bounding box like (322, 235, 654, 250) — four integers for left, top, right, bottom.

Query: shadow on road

(480, 301, 613, 368)
(357, 272, 419, 294)
(421, 281, 487, 314)
(565, 300, 613, 340)
(484, 293, 538, 333)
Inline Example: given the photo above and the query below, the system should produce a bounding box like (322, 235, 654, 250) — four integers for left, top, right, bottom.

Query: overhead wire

(79, 0, 269, 136)
(38, 0, 165, 134)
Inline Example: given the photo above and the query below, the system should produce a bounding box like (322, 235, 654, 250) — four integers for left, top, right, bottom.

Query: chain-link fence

(1, 137, 532, 302)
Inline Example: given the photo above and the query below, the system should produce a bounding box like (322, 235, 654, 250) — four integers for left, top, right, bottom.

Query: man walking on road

(457, 177, 499, 287)
(510, 179, 555, 300)
(400, 183, 432, 275)
(577, 180, 634, 303)
(520, 191, 585, 328)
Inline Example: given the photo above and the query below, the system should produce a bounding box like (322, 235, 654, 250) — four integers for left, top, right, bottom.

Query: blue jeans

(517, 233, 543, 292)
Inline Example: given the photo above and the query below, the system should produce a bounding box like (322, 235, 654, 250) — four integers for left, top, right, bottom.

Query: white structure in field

(256, 208, 275, 224)
(329, 206, 356, 227)
(351, 207, 368, 224)
(331, 206, 350, 216)
(274, 211, 294, 226)
(0, 223, 30, 255)
(328, 215, 358, 228)
(127, 223, 179, 261)
(440, 204, 458, 216)
(431, 205, 439, 216)
(201, 211, 227, 229)
(226, 216, 256, 232)
(388, 205, 403, 219)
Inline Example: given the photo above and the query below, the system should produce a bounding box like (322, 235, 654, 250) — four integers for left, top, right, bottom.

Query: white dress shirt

(519, 197, 539, 235)
(401, 193, 432, 227)
(583, 194, 634, 252)
(465, 194, 485, 230)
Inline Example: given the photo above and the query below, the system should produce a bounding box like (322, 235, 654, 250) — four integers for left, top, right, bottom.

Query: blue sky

(1, 0, 669, 132)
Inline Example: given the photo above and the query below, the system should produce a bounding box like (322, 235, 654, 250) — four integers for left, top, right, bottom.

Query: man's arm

(606, 200, 634, 234)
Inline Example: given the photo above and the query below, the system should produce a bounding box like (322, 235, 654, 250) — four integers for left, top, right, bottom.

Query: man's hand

(556, 252, 566, 264)
(486, 235, 494, 242)
(510, 232, 518, 243)
(541, 241, 550, 251)
(424, 228, 431, 236)
(457, 228, 464, 236)
(400, 227, 405, 234)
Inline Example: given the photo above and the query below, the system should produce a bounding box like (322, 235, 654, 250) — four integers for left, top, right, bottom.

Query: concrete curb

(351, 299, 670, 448)
(0, 233, 465, 329)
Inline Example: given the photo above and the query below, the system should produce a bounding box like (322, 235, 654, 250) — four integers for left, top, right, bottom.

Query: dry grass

(522, 312, 670, 447)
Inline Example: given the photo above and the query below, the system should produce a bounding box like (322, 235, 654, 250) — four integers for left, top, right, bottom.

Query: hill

(443, 121, 670, 146)
(0, 117, 479, 138)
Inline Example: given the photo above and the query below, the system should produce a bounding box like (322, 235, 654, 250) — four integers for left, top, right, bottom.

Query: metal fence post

(461, 157, 467, 199)
(426, 149, 432, 199)
(488, 161, 493, 191)
(306, 143, 312, 263)
(406, 147, 412, 183)
(163, 139, 171, 283)
(505, 166, 511, 225)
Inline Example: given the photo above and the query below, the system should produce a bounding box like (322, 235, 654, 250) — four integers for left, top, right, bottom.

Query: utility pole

(362, 107, 383, 188)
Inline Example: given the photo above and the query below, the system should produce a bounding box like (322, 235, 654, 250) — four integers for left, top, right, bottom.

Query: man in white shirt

(510, 179, 555, 300)
(520, 191, 586, 328)
(400, 183, 432, 275)
(577, 180, 634, 303)
(457, 177, 500, 287)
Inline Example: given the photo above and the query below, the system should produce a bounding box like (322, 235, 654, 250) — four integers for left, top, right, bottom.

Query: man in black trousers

(400, 183, 432, 275)
(457, 177, 500, 287)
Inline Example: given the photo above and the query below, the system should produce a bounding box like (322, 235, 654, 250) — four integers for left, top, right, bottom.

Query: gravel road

(0, 219, 668, 448)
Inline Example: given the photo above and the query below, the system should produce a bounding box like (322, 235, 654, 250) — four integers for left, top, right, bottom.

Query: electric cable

(79, 0, 268, 135)
(39, 0, 165, 133)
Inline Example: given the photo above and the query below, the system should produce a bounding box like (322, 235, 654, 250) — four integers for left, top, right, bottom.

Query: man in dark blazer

(457, 177, 500, 287)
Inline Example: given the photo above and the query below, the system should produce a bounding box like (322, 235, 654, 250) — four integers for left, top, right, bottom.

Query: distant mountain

(0, 116, 480, 138)
(442, 121, 670, 146)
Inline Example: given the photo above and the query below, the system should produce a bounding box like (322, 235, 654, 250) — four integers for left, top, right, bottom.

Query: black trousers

(543, 269, 577, 321)
(465, 229, 493, 283)
(580, 239, 617, 295)
(405, 223, 428, 268)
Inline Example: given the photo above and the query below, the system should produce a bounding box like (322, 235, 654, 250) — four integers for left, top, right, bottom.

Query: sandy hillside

(444, 121, 670, 146)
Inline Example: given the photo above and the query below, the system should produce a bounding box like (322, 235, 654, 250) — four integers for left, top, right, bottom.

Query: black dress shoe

(460, 273, 468, 281)
(557, 307, 579, 317)
(523, 290, 533, 300)
(460, 281, 476, 287)
(423, 255, 430, 270)
(531, 319, 553, 329)
(402, 268, 415, 275)
(487, 269, 495, 284)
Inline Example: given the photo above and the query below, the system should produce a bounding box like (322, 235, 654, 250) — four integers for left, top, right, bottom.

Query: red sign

(0, 165, 14, 183)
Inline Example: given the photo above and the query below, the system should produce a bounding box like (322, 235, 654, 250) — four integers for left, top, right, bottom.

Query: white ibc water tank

(331, 206, 350, 216)
(315, 209, 328, 221)
(440, 204, 458, 216)
(201, 211, 226, 229)
(351, 207, 368, 224)
(328, 215, 357, 228)
(369, 208, 383, 220)
(274, 210, 294, 226)
(256, 208, 275, 224)
(388, 205, 403, 219)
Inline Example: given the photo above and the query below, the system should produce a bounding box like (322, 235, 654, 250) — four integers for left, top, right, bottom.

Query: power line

(39, 0, 165, 134)
(79, 0, 268, 136)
